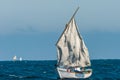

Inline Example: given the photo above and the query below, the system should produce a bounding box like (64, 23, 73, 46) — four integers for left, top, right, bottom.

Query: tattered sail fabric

(56, 18, 91, 68)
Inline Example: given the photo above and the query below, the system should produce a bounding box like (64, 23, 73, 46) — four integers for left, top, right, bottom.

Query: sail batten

(56, 18, 91, 67)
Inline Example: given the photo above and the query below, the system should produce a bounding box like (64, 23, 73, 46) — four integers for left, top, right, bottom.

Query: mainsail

(13, 55, 17, 61)
(56, 10, 91, 68)
(19, 57, 22, 61)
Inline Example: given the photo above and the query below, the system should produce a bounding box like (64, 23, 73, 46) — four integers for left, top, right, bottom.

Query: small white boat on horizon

(13, 56, 17, 61)
(19, 57, 23, 61)
(13, 56, 23, 61)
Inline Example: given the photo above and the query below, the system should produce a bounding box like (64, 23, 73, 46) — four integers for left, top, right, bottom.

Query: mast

(67, 7, 79, 25)
(56, 7, 79, 45)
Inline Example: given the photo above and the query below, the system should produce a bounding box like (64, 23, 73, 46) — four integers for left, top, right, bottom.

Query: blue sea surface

(0, 60, 120, 80)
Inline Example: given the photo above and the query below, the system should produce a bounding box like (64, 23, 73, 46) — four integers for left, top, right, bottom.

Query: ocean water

(0, 60, 120, 80)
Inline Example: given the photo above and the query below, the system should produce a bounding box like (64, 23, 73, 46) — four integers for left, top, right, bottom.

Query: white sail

(13, 56, 17, 61)
(56, 18, 91, 67)
(19, 57, 22, 61)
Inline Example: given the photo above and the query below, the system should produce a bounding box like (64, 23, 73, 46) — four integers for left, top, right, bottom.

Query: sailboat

(19, 57, 23, 61)
(13, 55, 17, 61)
(56, 7, 92, 79)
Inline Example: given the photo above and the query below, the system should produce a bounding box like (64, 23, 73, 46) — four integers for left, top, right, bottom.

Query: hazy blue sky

(0, 0, 120, 60)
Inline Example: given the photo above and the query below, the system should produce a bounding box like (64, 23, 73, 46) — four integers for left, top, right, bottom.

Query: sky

(0, 0, 120, 60)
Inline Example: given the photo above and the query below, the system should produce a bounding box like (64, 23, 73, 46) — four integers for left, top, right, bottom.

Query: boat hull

(57, 67, 92, 79)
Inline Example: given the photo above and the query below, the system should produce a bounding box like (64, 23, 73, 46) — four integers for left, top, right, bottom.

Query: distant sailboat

(56, 7, 92, 79)
(13, 56, 17, 61)
(19, 57, 23, 61)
